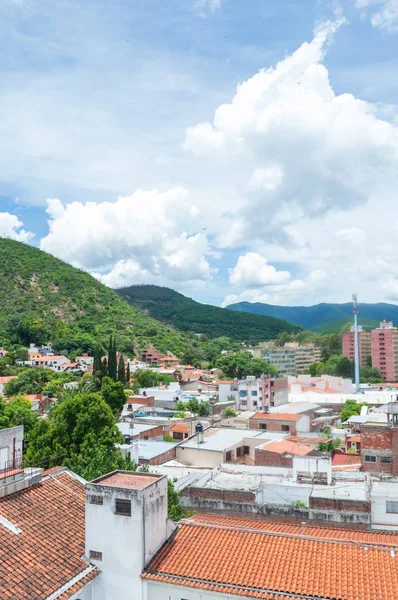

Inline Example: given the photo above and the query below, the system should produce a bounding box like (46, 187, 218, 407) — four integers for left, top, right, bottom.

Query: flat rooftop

(178, 427, 286, 452)
(138, 440, 179, 460)
(93, 471, 162, 490)
(117, 422, 160, 436)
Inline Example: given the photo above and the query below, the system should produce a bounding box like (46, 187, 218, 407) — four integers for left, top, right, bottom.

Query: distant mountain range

(226, 301, 398, 331)
(117, 285, 301, 343)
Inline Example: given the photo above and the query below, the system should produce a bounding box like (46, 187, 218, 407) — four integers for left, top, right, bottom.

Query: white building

(236, 375, 288, 411)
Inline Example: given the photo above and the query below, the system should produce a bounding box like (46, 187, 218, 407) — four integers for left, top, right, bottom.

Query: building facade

(371, 321, 398, 382)
(236, 376, 288, 411)
(342, 327, 372, 368)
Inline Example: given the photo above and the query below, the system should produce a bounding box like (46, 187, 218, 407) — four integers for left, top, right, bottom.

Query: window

(115, 498, 131, 516)
(89, 495, 103, 505)
(386, 501, 398, 514)
(89, 550, 103, 561)
(251, 391, 257, 397)
(173, 431, 184, 440)
(364, 455, 377, 463)
(260, 423, 267, 430)
(236, 447, 243, 458)
(225, 451, 232, 462)
(239, 391, 247, 398)
(381, 456, 392, 463)
(243, 446, 250, 455)
(281, 425, 290, 432)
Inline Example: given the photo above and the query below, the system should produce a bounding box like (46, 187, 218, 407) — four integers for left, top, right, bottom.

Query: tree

(340, 399, 368, 423)
(167, 479, 183, 521)
(216, 351, 278, 379)
(318, 439, 340, 452)
(101, 357, 108, 379)
(132, 369, 174, 391)
(67, 437, 136, 481)
(25, 390, 123, 470)
(125, 362, 131, 387)
(197, 402, 210, 417)
(186, 398, 199, 413)
(107, 335, 117, 382)
(118, 355, 126, 385)
(0, 396, 39, 439)
(175, 400, 187, 412)
(224, 407, 237, 418)
(93, 349, 102, 379)
(163, 434, 175, 443)
(101, 376, 126, 415)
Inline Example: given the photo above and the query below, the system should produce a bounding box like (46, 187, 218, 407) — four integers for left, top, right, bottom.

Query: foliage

(118, 355, 126, 385)
(0, 396, 39, 438)
(25, 391, 124, 470)
(293, 500, 307, 509)
(215, 351, 278, 379)
(132, 369, 175, 391)
(4, 367, 76, 397)
(167, 479, 183, 521)
(107, 335, 117, 382)
(67, 438, 136, 481)
(318, 439, 340, 452)
(0, 238, 207, 359)
(224, 407, 237, 418)
(340, 399, 369, 423)
(163, 434, 175, 443)
(117, 285, 301, 344)
(312, 354, 353, 378)
(101, 376, 126, 415)
(347, 448, 359, 455)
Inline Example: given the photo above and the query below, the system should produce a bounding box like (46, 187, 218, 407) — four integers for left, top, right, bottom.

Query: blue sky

(2, 0, 398, 307)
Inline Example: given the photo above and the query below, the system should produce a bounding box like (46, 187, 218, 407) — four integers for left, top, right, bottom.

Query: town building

(236, 375, 288, 411)
(342, 326, 372, 367)
(360, 402, 398, 475)
(371, 320, 398, 382)
(260, 345, 297, 376)
(141, 347, 180, 368)
(251, 342, 322, 376)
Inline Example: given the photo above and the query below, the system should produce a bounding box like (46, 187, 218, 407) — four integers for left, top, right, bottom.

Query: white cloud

(40, 188, 213, 289)
(0, 212, 34, 242)
(356, 0, 398, 32)
(183, 17, 398, 254)
(228, 252, 291, 287)
(194, 0, 222, 15)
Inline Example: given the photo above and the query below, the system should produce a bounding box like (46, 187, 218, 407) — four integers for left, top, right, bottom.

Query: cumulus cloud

(228, 252, 291, 287)
(40, 188, 213, 288)
(222, 266, 327, 307)
(0, 212, 34, 242)
(356, 0, 398, 32)
(195, 0, 222, 15)
(183, 17, 398, 252)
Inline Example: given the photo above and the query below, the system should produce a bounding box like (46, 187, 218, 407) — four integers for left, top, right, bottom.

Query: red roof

(259, 439, 313, 456)
(143, 514, 398, 600)
(0, 471, 99, 599)
(332, 453, 362, 470)
(0, 376, 17, 384)
(252, 412, 301, 422)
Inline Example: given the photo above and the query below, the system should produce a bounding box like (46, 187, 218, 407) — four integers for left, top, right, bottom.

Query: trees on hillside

(216, 351, 278, 379)
(107, 335, 117, 382)
(101, 377, 126, 414)
(0, 396, 39, 438)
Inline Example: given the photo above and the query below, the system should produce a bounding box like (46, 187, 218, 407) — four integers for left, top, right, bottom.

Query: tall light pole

(353, 293, 360, 393)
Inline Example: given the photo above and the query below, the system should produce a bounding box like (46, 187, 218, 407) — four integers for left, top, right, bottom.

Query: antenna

(352, 293, 360, 393)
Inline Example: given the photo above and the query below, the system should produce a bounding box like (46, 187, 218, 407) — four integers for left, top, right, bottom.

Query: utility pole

(353, 293, 360, 393)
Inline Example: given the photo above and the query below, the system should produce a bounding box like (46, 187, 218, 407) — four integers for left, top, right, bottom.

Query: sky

(2, 0, 398, 308)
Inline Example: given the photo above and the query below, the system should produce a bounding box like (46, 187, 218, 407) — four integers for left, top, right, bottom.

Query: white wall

(176, 446, 223, 468)
(86, 474, 169, 600)
(371, 483, 398, 530)
(293, 455, 332, 485)
(0, 426, 23, 470)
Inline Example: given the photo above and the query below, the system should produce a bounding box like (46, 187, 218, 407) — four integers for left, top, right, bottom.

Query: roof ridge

(180, 518, 398, 550)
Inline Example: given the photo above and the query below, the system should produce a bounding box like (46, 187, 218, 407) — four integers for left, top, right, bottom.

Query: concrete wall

(176, 446, 223, 468)
(0, 426, 23, 470)
(140, 446, 177, 466)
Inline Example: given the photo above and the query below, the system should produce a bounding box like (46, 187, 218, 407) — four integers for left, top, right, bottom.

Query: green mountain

(117, 285, 301, 343)
(226, 300, 398, 331)
(0, 238, 198, 357)
(311, 316, 380, 334)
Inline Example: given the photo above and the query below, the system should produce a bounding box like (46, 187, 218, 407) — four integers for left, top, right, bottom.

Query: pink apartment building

(342, 327, 371, 368)
(371, 321, 398, 382)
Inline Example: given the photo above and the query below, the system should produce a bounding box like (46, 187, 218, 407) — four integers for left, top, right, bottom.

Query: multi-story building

(342, 326, 372, 367)
(255, 343, 322, 376)
(236, 375, 288, 411)
(361, 403, 398, 475)
(371, 321, 398, 382)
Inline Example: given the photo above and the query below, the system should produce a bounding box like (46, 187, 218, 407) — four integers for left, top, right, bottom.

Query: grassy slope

(227, 301, 398, 330)
(0, 238, 194, 356)
(117, 285, 301, 343)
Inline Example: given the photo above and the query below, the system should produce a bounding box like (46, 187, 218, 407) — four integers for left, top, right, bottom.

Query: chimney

(195, 422, 204, 444)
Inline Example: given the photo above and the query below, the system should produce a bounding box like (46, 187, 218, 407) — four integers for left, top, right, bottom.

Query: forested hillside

(117, 285, 301, 343)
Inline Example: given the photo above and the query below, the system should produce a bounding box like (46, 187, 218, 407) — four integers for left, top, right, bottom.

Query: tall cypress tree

(118, 354, 126, 384)
(125, 362, 131, 387)
(101, 357, 108, 380)
(108, 335, 117, 382)
(93, 349, 101, 378)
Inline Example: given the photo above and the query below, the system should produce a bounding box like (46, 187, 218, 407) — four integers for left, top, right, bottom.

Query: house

(0, 348, 8, 358)
(117, 422, 164, 442)
(249, 412, 306, 435)
(168, 422, 190, 441)
(236, 375, 288, 411)
(254, 439, 314, 468)
(75, 354, 94, 371)
(137, 440, 179, 465)
(176, 427, 287, 468)
(141, 347, 180, 368)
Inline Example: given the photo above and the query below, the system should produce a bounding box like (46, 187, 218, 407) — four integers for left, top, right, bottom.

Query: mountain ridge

(226, 301, 398, 330)
(117, 285, 301, 343)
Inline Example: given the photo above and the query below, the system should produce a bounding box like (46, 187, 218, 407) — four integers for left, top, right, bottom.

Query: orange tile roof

(142, 514, 398, 600)
(252, 412, 300, 422)
(170, 423, 189, 434)
(348, 435, 361, 443)
(0, 471, 99, 600)
(0, 376, 17, 384)
(258, 439, 313, 456)
(332, 453, 362, 470)
(94, 471, 161, 490)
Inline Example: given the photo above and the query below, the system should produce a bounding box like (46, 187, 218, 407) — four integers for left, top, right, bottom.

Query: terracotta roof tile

(258, 440, 313, 456)
(143, 514, 398, 599)
(252, 412, 300, 422)
(0, 471, 99, 600)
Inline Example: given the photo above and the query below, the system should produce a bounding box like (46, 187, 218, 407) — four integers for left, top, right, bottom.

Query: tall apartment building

(371, 321, 398, 382)
(236, 375, 288, 411)
(259, 343, 321, 376)
(342, 326, 372, 368)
